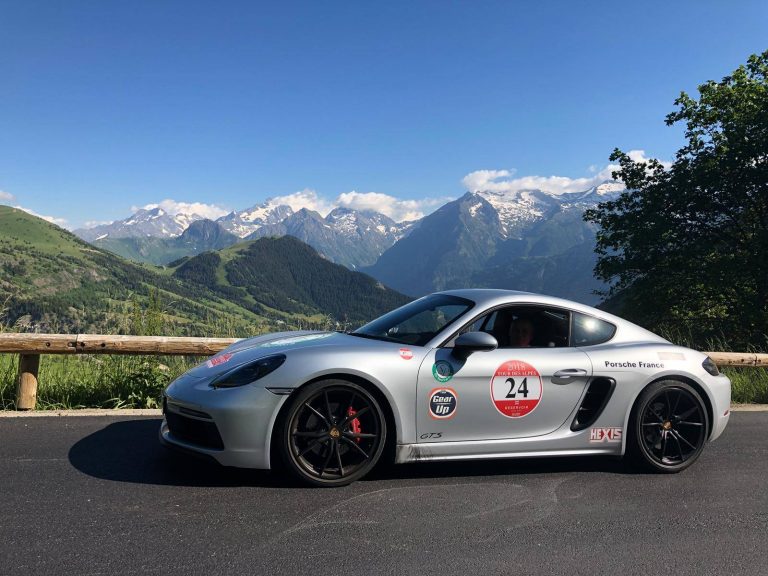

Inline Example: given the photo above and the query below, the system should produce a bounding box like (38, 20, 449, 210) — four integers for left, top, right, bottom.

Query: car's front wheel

(278, 380, 387, 487)
(629, 380, 709, 473)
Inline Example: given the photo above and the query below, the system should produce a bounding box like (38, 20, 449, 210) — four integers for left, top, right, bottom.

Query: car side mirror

(452, 332, 498, 359)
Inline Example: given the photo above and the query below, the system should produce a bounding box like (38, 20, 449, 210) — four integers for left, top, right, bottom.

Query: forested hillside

(172, 236, 410, 325)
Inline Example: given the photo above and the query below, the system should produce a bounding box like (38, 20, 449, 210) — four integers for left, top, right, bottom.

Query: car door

(416, 305, 593, 442)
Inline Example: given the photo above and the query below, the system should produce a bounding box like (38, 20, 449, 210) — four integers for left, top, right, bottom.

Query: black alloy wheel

(280, 380, 387, 487)
(631, 380, 709, 473)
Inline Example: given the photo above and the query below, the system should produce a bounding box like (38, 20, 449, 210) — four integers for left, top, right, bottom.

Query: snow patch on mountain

(474, 180, 624, 237)
(217, 200, 294, 237)
(74, 207, 207, 241)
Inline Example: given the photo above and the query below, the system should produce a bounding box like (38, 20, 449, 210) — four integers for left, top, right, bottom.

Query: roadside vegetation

(1, 350, 766, 410)
(0, 293, 339, 410)
(586, 50, 768, 350)
(663, 334, 768, 404)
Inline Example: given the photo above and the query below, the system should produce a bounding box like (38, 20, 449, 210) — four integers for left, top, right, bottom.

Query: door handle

(553, 368, 588, 383)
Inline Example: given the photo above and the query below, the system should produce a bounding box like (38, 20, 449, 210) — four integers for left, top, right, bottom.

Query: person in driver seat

(508, 317, 534, 347)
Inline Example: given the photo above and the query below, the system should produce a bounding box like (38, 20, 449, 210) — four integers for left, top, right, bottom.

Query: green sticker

(432, 360, 454, 383)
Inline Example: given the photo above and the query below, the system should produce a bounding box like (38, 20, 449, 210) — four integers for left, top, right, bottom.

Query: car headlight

(702, 356, 720, 376)
(212, 355, 286, 388)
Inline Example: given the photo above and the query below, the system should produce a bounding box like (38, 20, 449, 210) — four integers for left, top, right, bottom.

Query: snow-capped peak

(217, 200, 294, 237)
(595, 181, 625, 195)
(74, 207, 207, 241)
(470, 181, 624, 238)
(473, 189, 549, 237)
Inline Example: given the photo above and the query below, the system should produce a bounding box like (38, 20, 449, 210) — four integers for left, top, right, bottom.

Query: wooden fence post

(16, 354, 40, 410)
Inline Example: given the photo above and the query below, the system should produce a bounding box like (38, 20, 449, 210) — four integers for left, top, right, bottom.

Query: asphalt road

(0, 413, 766, 576)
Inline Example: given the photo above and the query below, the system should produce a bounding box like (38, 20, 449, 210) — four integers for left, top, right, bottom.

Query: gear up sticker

(490, 360, 543, 418)
(429, 388, 458, 419)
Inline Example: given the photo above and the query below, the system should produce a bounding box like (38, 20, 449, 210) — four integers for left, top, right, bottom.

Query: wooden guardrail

(1, 333, 767, 410)
(0, 333, 239, 410)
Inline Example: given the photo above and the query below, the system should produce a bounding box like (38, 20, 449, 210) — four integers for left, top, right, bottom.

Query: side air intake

(571, 377, 616, 431)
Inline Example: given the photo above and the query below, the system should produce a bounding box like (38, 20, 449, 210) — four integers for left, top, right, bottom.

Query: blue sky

(1, 0, 766, 228)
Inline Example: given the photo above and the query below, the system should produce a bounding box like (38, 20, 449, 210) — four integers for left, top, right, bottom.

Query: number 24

(505, 377, 529, 398)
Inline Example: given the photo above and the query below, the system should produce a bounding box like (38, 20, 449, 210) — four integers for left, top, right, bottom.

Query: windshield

(352, 294, 474, 346)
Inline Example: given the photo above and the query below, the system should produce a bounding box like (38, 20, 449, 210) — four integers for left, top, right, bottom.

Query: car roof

(429, 288, 666, 346)
(436, 288, 598, 313)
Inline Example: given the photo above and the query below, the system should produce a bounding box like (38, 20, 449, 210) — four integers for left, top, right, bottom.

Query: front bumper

(159, 375, 288, 469)
(707, 373, 731, 442)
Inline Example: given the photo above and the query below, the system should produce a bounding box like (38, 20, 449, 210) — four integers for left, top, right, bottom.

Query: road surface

(0, 413, 766, 575)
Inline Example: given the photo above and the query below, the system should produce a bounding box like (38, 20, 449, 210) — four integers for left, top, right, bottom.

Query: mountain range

(73, 182, 624, 305)
(0, 206, 407, 334)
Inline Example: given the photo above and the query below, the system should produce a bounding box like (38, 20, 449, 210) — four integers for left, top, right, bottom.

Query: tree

(585, 50, 768, 348)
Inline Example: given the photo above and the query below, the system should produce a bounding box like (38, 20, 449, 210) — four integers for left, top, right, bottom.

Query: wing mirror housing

(452, 332, 498, 359)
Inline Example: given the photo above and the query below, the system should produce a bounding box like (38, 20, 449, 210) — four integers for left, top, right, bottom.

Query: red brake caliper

(346, 406, 362, 443)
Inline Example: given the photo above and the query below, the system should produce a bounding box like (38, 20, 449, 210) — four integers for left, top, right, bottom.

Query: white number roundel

(490, 360, 543, 418)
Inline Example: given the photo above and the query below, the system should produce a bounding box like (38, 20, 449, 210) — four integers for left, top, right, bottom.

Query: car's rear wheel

(629, 380, 709, 473)
(279, 380, 387, 487)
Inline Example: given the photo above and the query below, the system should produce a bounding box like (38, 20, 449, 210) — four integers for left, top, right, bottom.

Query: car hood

(182, 330, 381, 380)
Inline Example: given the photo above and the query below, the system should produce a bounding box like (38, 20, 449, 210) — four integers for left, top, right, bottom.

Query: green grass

(658, 332, 768, 403)
(723, 367, 768, 404)
(0, 353, 197, 410)
(1, 351, 765, 410)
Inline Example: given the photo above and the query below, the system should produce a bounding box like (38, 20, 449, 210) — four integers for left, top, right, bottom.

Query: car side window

(460, 310, 497, 335)
(571, 312, 616, 346)
(457, 306, 570, 348)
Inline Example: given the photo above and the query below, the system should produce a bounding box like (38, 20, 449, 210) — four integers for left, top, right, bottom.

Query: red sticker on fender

(490, 360, 542, 418)
(399, 348, 413, 360)
(207, 353, 233, 368)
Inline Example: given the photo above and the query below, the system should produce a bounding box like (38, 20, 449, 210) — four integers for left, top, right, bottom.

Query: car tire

(628, 380, 709, 473)
(278, 379, 387, 487)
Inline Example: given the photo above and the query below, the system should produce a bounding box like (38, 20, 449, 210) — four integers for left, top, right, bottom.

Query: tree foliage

(585, 51, 768, 347)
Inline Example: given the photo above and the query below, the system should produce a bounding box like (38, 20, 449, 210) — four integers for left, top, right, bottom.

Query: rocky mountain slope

(92, 219, 240, 265)
(363, 183, 623, 304)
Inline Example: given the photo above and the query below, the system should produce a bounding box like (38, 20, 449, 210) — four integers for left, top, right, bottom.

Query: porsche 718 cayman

(160, 290, 731, 486)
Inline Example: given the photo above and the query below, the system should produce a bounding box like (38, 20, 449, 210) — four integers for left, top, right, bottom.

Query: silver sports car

(160, 289, 731, 486)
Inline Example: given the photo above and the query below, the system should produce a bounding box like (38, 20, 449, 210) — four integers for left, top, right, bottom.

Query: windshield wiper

(347, 332, 398, 343)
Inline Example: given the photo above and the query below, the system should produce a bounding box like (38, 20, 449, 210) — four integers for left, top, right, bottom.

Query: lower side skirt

(395, 445, 618, 464)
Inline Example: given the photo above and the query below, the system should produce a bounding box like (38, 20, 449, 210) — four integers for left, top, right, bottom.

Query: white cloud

(0, 190, 14, 202)
(256, 188, 452, 222)
(83, 220, 114, 229)
(267, 188, 335, 216)
(132, 199, 229, 220)
(462, 150, 670, 196)
(124, 189, 447, 223)
(336, 191, 452, 222)
(14, 206, 68, 228)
